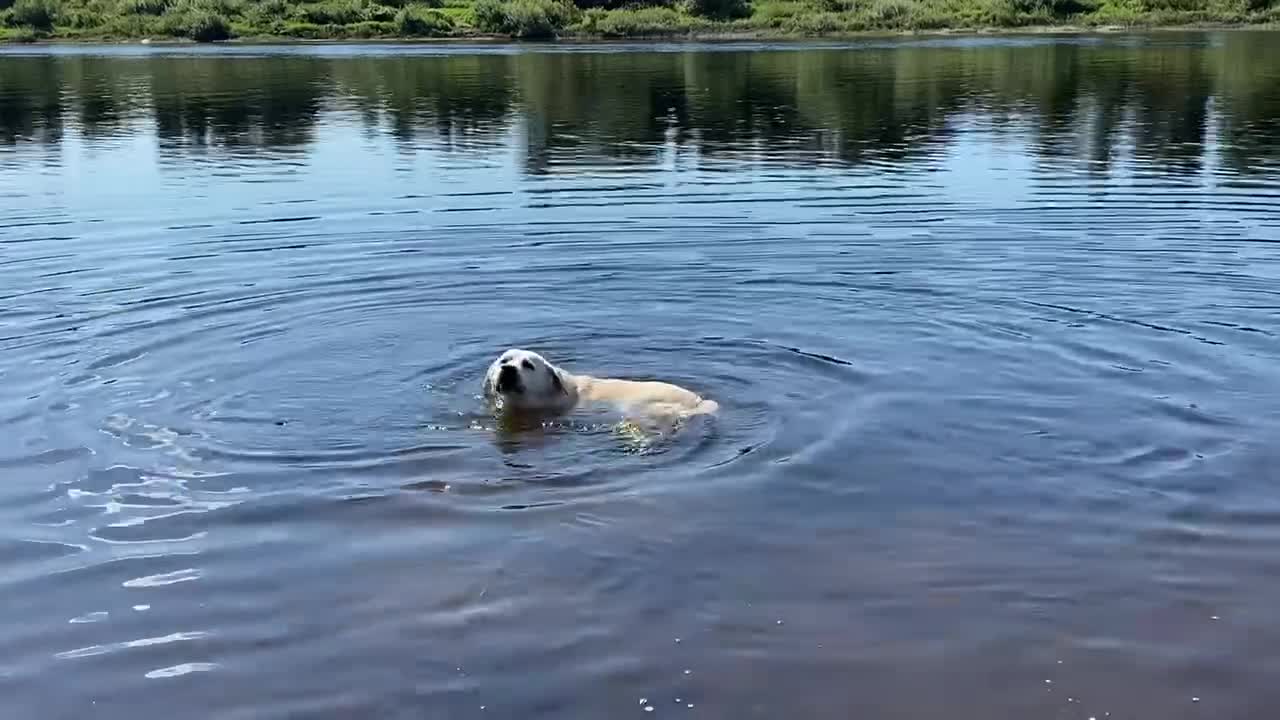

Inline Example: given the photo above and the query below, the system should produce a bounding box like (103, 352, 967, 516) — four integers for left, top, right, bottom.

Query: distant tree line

(0, 0, 1277, 42)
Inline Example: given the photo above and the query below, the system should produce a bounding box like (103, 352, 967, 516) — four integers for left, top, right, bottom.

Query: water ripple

(57, 631, 210, 660)
(2, 37, 1280, 720)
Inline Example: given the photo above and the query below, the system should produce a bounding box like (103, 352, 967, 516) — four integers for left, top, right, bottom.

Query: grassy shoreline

(1, 0, 1277, 43)
(5, 22, 1280, 42)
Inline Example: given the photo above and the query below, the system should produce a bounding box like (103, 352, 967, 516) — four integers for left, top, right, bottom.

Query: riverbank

(1, 0, 1277, 43)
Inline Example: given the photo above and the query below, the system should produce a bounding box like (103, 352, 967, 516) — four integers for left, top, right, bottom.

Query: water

(3, 32, 1280, 718)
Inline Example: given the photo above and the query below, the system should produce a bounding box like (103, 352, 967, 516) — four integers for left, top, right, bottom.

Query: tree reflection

(2, 34, 1279, 177)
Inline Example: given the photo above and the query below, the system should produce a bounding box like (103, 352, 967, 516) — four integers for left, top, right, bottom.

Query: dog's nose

(496, 364, 520, 392)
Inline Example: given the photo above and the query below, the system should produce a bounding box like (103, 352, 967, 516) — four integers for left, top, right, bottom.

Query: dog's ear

(482, 362, 496, 397)
(549, 366, 566, 394)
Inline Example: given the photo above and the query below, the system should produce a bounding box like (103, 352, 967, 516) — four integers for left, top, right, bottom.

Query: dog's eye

(522, 359, 534, 370)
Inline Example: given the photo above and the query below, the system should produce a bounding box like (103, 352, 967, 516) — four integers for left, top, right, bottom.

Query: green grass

(0, 24, 42, 39)
(1, 0, 1276, 41)
(395, 3, 454, 34)
(473, 0, 575, 37)
(576, 6, 707, 35)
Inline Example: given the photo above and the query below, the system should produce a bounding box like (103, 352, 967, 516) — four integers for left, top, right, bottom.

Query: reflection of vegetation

(1213, 30, 1280, 173)
(332, 55, 515, 145)
(1, 0, 1278, 41)
(145, 57, 330, 151)
(0, 57, 64, 145)
(3, 34, 1280, 179)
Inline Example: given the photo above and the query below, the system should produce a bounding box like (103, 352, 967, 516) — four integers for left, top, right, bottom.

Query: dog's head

(483, 349, 573, 412)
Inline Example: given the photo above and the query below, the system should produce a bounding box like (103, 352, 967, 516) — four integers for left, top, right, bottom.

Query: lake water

(3, 33, 1280, 719)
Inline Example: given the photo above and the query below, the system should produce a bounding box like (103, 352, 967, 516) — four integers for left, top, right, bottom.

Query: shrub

(294, 0, 367, 24)
(192, 10, 230, 37)
(395, 2, 452, 32)
(571, 0, 662, 8)
(473, 0, 575, 37)
(1139, 0, 1200, 9)
(10, 0, 59, 29)
(185, 9, 231, 38)
(688, 0, 751, 17)
(106, 12, 164, 33)
(1053, 0, 1095, 11)
(976, 0, 1022, 23)
(169, 0, 241, 15)
(587, 5, 696, 33)
(1203, 0, 1248, 17)
(348, 17, 396, 33)
(784, 8, 846, 30)
(4, 24, 40, 39)
(364, 2, 396, 19)
(241, 0, 289, 27)
(750, 0, 805, 26)
(907, 3, 952, 25)
(249, 0, 290, 16)
(280, 18, 327, 33)
(574, 4, 604, 28)
(60, 7, 105, 27)
(866, 0, 913, 21)
(1087, 0, 1143, 21)
(159, 4, 231, 39)
(120, 0, 172, 15)
(470, 0, 500, 25)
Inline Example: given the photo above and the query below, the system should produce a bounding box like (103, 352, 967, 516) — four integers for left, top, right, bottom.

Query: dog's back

(575, 376, 717, 417)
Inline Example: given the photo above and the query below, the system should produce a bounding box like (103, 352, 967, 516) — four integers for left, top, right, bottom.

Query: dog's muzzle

(495, 365, 521, 393)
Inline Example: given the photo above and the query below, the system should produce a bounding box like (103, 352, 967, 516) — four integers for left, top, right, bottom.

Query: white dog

(483, 349, 719, 421)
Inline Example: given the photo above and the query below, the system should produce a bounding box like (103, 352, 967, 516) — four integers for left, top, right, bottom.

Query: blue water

(3, 34, 1280, 719)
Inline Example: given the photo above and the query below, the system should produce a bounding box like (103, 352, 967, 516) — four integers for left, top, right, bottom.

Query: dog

(482, 349, 719, 422)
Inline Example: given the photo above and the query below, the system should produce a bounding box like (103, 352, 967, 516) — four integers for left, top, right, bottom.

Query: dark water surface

(3, 33, 1280, 719)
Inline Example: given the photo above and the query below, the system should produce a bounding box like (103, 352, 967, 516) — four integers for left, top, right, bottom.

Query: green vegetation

(396, 3, 454, 34)
(0, 0, 1276, 41)
(473, 0, 575, 37)
(10, 0, 60, 30)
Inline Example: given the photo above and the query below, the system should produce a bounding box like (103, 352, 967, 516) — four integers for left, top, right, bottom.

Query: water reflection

(3, 33, 1279, 176)
(5, 35, 1280, 720)
(149, 58, 328, 152)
